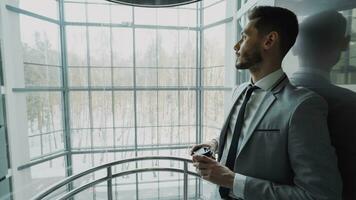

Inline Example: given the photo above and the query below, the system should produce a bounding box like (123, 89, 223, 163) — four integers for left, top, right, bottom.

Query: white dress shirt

(211, 69, 285, 200)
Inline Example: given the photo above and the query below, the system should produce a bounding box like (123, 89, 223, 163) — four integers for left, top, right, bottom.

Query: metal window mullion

(12, 87, 64, 92)
(5, 5, 60, 25)
(196, 1, 203, 199)
(28, 129, 64, 138)
(154, 8, 161, 199)
(71, 124, 198, 130)
(68, 66, 197, 69)
(202, 0, 225, 9)
(59, 0, 73, 182)
(17, 150, 68, 170)
(65, 21, 198, 31)
(40, 133, 44, 156)
(83, 2, 96, 199)
(67, 86, 199, 91)
(177, 8, 182, 199)
(108, 4, 117, 199)
(131, 7, 140, 200)
(13, 86, 208, 92)
(23, 62, 62, 68)
(202, 16, 233, 30)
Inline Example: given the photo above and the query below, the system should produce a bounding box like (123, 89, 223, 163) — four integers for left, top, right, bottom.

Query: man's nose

(234, 43, 240, 51)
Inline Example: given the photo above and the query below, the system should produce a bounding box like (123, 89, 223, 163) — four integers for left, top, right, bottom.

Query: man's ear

(263, 31, 279, 50)
(340, 35, 350, 51)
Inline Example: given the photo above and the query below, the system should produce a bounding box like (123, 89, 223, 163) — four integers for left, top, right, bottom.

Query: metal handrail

(31, 156, 200, 200)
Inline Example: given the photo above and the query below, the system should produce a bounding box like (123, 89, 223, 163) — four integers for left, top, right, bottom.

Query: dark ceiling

(105, 0, 201, 7)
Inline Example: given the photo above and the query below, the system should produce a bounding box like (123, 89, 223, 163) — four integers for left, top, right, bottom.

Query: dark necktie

(219, 84, 259, 198)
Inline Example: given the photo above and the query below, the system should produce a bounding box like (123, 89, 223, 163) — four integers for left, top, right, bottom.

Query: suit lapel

(236, 92, 276, 157)
(236, 74, 288, 157)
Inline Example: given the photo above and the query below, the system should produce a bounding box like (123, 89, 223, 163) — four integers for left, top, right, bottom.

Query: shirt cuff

(233, 173, 247, 199)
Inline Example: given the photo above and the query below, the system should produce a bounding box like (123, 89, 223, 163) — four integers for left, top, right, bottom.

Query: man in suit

(191, 6, 342, 200)
(290, 11, 356, 200)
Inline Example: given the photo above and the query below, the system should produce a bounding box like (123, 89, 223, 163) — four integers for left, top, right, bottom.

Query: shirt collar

(250, 68, 284, 91)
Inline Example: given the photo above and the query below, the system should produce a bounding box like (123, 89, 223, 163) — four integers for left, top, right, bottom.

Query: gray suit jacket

(218, 74, 342, 200)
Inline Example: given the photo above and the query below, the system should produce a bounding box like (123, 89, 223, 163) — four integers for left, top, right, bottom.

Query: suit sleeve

(243, 95, 342, 200)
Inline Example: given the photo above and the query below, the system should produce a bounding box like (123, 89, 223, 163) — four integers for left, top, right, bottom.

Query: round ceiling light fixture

(106, 0, 202, 7)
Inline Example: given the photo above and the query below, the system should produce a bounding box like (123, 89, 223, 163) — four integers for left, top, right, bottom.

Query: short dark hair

(248, 6, 299, 57)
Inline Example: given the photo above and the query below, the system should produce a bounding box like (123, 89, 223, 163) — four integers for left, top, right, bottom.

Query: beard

(235, 48, 262, 70)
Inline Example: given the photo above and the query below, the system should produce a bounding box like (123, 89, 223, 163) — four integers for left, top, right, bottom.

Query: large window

(5, 0, 233, 198)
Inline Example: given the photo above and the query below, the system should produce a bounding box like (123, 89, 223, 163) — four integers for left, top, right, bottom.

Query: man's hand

(192, 155, 235, 189)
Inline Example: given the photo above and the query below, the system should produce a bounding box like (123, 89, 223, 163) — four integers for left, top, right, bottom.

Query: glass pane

(42, 131, 64, 155)
(71, 129, 91, 149)
(111, 4, 133, 24)
(203, 25, 225, 69)
(20, 15, 61, 66)
(137, 91, 158, 127)
(158, 30, 178, 68)
(112, 28, 133, 67)
(203, 91, 225, 141)
(203, 24, 226, 88)
(204, 1, 226, 25)
(157, 8, 178, 26)
(113, 68, 133, 86)
(179, 30, 197, 68)
(66, 26, 88, 66)
(113, 92, 134, 127)
(24, 63, 61, 87)
(29, 135, 41, 158)
(179, 91, 196, 126)
(19, 0, 58, 19)
(64, 2, 86, 22)
(137, 127, 158, 146)
(70, 153, 108, 200)
(158, 69, 178, 86)
(24, 156, 66, 198)
(70, 91, 90, 129)
(91, 91, 113, 128)
(113, 175, 137, 199)
(114, 128, 135, 148)
(135, 150, 198, 199)
(92, 128, 114, 148)
(203, 67, 224, 86)
(26, 92, 64, 158)
(90, 68, 112, 86)
(88, 27, 111, 67)
(177, 126, 196, 144)
(203, 0, 222, 7)
(136, 68, 158, 86)
(135, 29, 157, 67)
(68, 67, 88, 87)
(179, 69, 196, 86)
(178, 8, 197, 27)
(71, 152, 137, 200)
(87, 3, 110, 23)
(157, 126, 179, 146)
(134, 7, 157, 25)
(158, 91, 179, 126)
